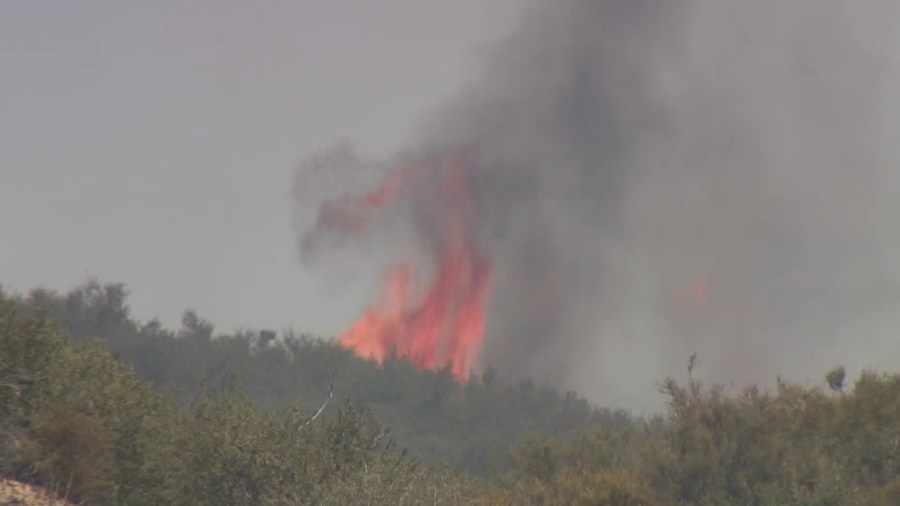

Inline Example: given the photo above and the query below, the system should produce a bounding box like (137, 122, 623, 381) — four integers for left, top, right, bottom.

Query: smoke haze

(295, 0, 900, 410)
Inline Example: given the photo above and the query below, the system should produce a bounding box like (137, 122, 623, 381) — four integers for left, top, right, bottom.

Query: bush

(8, 285, 900, 504)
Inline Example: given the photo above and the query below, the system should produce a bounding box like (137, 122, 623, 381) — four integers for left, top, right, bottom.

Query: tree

(826, 366, 846, 393)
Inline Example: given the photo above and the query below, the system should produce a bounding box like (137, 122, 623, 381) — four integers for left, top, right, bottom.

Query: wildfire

(334, 154, 491, 382)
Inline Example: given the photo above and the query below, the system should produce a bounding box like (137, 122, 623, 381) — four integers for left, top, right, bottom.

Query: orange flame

(338, 155, 490, 381)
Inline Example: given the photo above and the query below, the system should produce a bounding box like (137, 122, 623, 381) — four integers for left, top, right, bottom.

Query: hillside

(5, 281, 900, 505)
(12, 281, 632, 474)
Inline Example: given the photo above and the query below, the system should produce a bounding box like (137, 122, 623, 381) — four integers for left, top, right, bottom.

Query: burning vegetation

(302, 152, 491, 381)
(295, 0, 900, 409)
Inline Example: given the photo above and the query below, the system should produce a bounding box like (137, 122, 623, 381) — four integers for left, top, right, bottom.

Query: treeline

(493, 373, 900, 505)
(3, 281, 900, 504)
(13, 281, 630, 474)
(1, 294, 480, 504)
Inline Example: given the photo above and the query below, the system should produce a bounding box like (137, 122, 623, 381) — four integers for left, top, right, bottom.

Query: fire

(674, 276, 709, 314)
(336, 154, 491, 381)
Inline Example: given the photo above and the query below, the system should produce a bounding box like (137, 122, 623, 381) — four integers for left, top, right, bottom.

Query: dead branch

(304, 370, 335, 426)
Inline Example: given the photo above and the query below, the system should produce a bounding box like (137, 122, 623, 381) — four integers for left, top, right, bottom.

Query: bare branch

(304, 370, 335, 427)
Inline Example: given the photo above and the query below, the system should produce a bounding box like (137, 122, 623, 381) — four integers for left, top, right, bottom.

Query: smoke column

(295, 0, 900, 409)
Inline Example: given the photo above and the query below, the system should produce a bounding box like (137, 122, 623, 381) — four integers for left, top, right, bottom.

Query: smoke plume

(295, 0, 900, 409)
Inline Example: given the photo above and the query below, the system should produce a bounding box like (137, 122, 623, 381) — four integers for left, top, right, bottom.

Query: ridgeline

(3, 281, 900, 505)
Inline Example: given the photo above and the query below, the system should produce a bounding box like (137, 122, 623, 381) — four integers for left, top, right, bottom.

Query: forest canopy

(2, 280, 900, 505)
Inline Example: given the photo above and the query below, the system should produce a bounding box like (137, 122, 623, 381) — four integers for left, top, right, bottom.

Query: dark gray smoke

(296, 0, 900, 410)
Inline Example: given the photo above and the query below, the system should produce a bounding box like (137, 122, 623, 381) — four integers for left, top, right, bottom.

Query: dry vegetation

(3, 283, 900, 505)
(0, 477, 79, 506)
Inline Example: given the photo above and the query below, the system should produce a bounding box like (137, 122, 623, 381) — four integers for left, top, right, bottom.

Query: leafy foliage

(0, 292, 481, 504)
(14, 281, 627, 474)
(494, 370, 900, 505)
(4, 281, 900, 505)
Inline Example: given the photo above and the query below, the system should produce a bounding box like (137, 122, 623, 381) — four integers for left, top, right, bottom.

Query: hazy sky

(5, 1, 900, 413)
(289, 0, 900, 412)
(1, 1, 519, 334)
